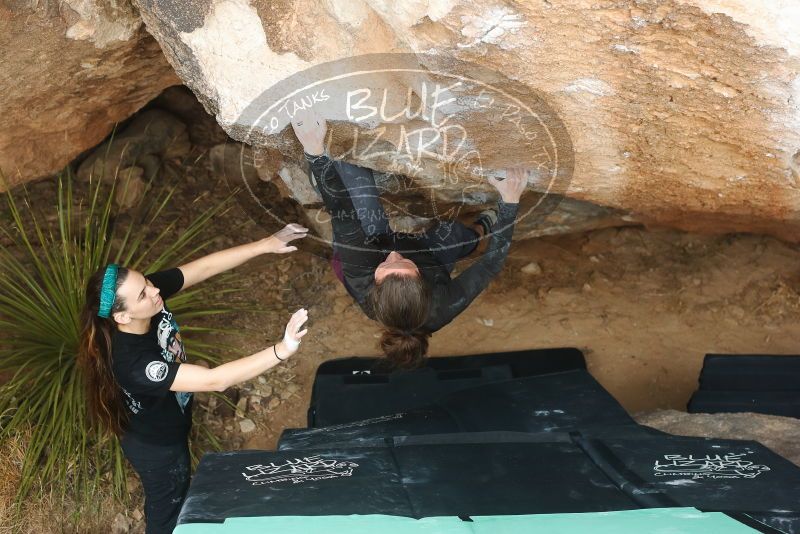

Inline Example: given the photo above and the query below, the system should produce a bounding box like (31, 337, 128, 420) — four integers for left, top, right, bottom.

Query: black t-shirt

(112, 268, 193, 445)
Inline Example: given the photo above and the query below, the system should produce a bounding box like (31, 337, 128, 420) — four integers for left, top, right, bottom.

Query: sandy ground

(223, 219, 800, 450)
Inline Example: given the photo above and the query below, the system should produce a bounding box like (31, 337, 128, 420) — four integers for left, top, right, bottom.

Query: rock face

(636, 410, 800, 467)
(77, 109, 191, 183)
(0, 0, 179, 189)
(133, 0, 800, 241)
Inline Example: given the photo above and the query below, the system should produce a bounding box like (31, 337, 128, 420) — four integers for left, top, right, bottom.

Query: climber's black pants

(332, 159, 479, 270)
(121, 433, 191, 534)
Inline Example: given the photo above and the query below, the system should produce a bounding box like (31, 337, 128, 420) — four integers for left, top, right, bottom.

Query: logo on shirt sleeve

(145, 361, 169, 382)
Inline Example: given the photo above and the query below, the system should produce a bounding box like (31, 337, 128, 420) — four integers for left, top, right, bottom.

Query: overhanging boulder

(132, 0, 800, 241)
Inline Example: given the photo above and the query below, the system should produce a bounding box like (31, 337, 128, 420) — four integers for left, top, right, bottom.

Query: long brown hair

(78, 266, 130, 436)
(369, 273, 431, 368)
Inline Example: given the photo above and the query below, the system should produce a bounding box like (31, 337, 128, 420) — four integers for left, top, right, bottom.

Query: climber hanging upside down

(291, 110, 527, 368)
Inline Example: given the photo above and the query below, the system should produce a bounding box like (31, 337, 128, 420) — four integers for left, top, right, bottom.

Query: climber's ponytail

(368, 273, 431, 368)
(78, 266, 130, 436)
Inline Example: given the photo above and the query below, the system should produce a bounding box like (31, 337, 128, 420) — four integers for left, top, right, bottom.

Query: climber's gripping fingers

(489, 168, 529, 204)
(291, 109, 327, 156)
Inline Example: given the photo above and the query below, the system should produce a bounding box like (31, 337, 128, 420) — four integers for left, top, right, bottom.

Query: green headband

(97, 264, 119, 319)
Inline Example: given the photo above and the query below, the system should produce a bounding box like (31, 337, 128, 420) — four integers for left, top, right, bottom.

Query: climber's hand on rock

(291, 109, 327, 156)
(489, 168, 528, 204)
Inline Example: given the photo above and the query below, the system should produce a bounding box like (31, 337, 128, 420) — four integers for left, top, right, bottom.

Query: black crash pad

(689, 354, 800, 418)
(280, 369, 655, 451)
(179, 352, 800, 533)
(179, 432, 800, 529)
(179, 435, 638, 524)
(309, 348, 586, 427)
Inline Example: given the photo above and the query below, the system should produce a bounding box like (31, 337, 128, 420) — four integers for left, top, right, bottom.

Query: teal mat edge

(174, 507, 758, 533)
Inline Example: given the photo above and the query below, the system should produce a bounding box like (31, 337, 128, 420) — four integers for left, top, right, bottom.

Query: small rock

(114, 166, 147, 212)
(477, 318, 494, 327)
(239, 418, 256, 433)
(249, 394, 262, 406)
(259, 384, 273, 397)
(132, 509, 143, 522)
(267, 397, 281, 411)
(112, 513, 130, 534)
(582, 283, 592, 293)
(235, 397, 248, 418)
(520, 262, 543, 276)
(536, 287, 550, 299)
(729, 306, 746, 320)
(589, 256, 601, 263)
(257, 376, 267, 384)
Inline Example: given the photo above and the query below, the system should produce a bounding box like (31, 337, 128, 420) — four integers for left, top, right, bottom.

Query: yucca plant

(0, 168, 242, 508)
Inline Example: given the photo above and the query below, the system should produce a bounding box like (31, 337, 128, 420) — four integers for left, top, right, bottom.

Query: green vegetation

(0, 169, 239, 508)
